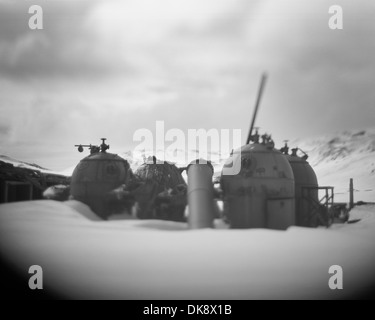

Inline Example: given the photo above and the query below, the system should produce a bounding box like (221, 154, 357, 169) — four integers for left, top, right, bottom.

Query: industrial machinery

(220, 138, 295, 229)
(47, 73, 333, 230)
(220, 73, 332, 229)
(70, 139, 134, 219)
(69, 141, 187, 221)
(133, 156, 187, 221)
(219, 74, 294, 230)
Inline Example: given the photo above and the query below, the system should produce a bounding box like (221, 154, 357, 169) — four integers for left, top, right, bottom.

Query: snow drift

(0, 200, 374, 299)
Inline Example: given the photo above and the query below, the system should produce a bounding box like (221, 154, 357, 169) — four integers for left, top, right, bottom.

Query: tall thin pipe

(246, 73, 268, 144)
(349, 178, 354, 209)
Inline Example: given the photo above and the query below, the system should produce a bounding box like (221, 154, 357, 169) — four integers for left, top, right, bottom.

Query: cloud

(0, 1, 122, 79)
(0, 0, 252, 80)
(237, 0, 375, 141)
(0, 0, 375, 170)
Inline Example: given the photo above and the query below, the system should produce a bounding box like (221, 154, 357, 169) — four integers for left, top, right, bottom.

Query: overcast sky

(0, 0, 374, 170)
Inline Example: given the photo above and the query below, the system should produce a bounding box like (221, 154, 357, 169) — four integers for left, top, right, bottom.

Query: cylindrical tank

(220, 143, 295, 229)
(70, 152, 133, 219)
(187, 159, 215, 229)
(286, 152, 318, 227)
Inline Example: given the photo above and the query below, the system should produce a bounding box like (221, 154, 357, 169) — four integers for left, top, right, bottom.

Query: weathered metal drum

(135, 158, 186, 194)
(221, 143, 295, 229)
(134, 158, 187, 220)
(70, 152, 133, 219)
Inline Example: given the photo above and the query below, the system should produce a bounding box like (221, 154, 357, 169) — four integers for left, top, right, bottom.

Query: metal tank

(283, 146, 319, 227)
(133, 156, 187, 221)
(220, 74, 295, 229)
(70, 139, 134, 219)
(220, 137, 295, 230)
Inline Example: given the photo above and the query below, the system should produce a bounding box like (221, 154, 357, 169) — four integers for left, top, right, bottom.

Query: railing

(301, 186, 334, 227)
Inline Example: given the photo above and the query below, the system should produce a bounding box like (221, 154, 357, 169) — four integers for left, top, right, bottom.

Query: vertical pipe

(349, 178, 354, 209)
(246, 73, 267, 145)
(187, 159, 215, 229)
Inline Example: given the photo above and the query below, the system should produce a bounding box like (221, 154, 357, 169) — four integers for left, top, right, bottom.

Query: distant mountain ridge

(290, 127, 375, 203)
(0, 155, 66, 176)
(0, 155, 49, 171)
(292, 128, 375, 166)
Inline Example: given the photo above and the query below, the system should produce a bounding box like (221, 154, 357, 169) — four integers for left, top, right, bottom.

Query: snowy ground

(0, 200, 374, 299)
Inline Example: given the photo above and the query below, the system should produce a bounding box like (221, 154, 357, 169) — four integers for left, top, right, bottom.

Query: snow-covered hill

(0, 155, 68, 177)
(0, 155, 49, 172)
(289, 128, 375, 203)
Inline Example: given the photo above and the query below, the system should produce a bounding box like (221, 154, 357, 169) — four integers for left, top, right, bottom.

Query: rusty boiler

(220, 135, 295, 229)
(70, 139, 134, 219)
